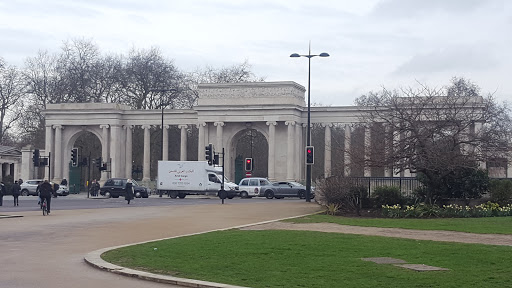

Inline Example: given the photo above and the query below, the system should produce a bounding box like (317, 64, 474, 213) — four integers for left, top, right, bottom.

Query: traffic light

(306, 146, 314, 165)
(95, 157, 102, 168)
(32, 149, 40, 167)
(245, 158, 253, 171)
(205, 143, 213, 165)
(71, 148, 78, 167)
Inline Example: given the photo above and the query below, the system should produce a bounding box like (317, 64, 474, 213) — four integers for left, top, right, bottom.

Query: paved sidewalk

(0, 200, 322, 288)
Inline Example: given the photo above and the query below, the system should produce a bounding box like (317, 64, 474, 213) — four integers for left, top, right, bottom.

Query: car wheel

(240, 191, 248, 198)
(178, 193, 186, 199)
(104, 191, 111, 198)
(265, 190, 274, 199)
(21, 189, 29, 196)
(298, 190, 306, 199)
(169, 191, 178, 198)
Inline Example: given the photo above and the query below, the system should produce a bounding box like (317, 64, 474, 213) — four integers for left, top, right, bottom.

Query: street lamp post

(151, 89, 177, 161)
(290, 44, 329, 202)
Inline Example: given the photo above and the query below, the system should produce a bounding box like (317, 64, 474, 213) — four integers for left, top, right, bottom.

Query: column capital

(53, 125, 63, 130)
(285, 121, 296, 126)
(178, 124, 188, 129)
(161, 125, 170, 129)
(123, 125, 133, 130)
(197, 122, 207, 128)
(100, 124, 110, 129)
(141, 125, 152, 129)
(214, 122, 225, 127)
(321, 123, 333, 128)
(266, 121, 277, 126)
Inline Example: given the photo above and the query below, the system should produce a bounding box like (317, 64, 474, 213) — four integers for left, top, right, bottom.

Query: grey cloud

(393, 44, 499, 75)
(371, 0, 490, 19)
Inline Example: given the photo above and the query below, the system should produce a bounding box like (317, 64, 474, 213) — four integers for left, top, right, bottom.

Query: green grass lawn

(102, 229, 512, 288)
(287, 214, 512, 234)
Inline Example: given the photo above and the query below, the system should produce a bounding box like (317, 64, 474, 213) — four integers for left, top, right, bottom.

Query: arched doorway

(68, 131, 102, 193)
(233, 128, 268, 183)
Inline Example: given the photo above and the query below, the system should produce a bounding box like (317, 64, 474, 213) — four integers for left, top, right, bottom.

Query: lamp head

(319, 52, 330, 57)
(290, 53, 300, 58)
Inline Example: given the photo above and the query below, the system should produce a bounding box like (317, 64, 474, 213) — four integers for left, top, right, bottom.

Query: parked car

(19, 179, 70, 196)
(270, 181, 314, 199)
(100, 178, 149, 198)
(238, 177, 275, 198)
(20, 179, 44, 196)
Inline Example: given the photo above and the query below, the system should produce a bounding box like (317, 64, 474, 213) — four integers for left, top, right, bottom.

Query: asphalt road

(0, 194, 321, 288)
(0, 193, 282, 212)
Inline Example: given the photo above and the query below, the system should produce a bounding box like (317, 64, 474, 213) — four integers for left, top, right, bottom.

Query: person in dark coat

(60, 178, 67, 186)
(12, 180, 21, 206)
(39, 180, 53, 214)
(0, 182, 5, 206)
(125, 179, 134, 204)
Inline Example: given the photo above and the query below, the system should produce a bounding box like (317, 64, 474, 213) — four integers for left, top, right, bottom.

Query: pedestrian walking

(12, 180, 21, 206)
(0, 181, 5, 206)
(125, 179, 134, 204)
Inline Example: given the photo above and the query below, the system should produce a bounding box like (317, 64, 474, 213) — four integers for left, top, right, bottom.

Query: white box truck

(157, 161, 239, 198)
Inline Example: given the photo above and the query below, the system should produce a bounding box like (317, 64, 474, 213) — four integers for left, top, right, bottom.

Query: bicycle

(41, 198, 48, 216)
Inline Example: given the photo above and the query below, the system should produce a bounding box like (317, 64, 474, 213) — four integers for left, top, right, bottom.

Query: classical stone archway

(25, 81, 507, 191)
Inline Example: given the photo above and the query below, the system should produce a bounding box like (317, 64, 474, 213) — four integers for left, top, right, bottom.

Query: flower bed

(382, 202, 512, 218)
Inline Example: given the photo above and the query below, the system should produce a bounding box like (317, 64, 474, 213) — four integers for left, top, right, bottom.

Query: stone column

(197, 122, 206, 160)
(401, 130, 412, 177)
(53, 125, 63, 182)
(384, 124, 392, 177)
(474, 122, 486, 170)
(110, 125, 121, 178)
(100, 125, 110, 181)
(266, 121, 277, 181)
(364, 125, 371, 177)
(295, 123, 302, 181)
(285, 121, 296, 181)
(162, 125, 169, 161)
(393, 127, 401, 177)
(178, 124, 188, 161)
(323, 123, 332, 178)
(344, 124, 351, 177)
(214, 122, 224, 152)
(142, 125, 151, 181)
(124, 125, 133, 179)
(44, 125, 54, 180)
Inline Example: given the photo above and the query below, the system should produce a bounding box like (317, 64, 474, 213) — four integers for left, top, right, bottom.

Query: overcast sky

(1, 0, 510, 106)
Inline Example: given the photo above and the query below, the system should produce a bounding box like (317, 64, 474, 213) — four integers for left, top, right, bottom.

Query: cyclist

(39, 180, 53, 214)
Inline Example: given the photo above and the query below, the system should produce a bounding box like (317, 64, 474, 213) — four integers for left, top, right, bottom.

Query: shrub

(489, 179, 512, 205)
(372, 185, 402, 206)
(316, 176, 365, 215)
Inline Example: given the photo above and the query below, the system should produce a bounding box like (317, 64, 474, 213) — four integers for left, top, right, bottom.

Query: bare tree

(0, 57, 26, 144)
(354, 77, 512, 201)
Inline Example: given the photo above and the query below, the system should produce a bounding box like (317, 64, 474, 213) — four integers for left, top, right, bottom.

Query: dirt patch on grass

(241, 221, 512, 246)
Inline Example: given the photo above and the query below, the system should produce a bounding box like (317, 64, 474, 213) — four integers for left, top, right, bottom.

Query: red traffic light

(245, 157, 253, 171)
(306, 146, 314, 165)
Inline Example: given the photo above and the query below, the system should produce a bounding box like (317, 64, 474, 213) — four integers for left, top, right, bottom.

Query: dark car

(100, 178, 149, 198)
(267, 181, 314, 199)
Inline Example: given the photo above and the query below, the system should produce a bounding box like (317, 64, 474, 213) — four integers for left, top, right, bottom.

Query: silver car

(20, 179, 44, 196)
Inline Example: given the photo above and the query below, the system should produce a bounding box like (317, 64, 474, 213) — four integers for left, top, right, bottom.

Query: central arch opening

(233, 128, 268, 183)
